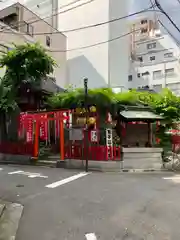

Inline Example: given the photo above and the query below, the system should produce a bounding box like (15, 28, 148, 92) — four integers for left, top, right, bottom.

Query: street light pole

(84, 78, 89, 172)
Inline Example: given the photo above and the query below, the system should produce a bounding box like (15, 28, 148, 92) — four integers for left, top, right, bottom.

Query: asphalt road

(0, 164, 180, 239)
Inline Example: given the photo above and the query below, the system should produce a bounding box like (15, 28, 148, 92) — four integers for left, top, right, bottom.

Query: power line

(177, 0, 180, 4)
(0, 0, 84, 25)
(154, 0, 180, 33)
(158, 19, 180, 46)
(47, 29, 140, 53)
(1, 6, 156, 36)
(0, 0, 96, 33)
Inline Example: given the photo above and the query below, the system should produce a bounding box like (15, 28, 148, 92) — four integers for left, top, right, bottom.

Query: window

(141, 19, 147, 24)
(147, 42, 156, 50)
(150, 56, 155, 61)
(141, 28, 148, 34)
(128, 75, 133, 81)
(137, 73, 141, 78)
(165, 68, 175, 76)
(138, 56, 143, 62)
(153, 70, 162, 80)
(142, 71, 150, 76)
(26, 23, 34, 36)
(164, 52, 173, 58)
(153, 84, 162, 92)
(46, 36, 51, 47)
(167, 83, 180, 90)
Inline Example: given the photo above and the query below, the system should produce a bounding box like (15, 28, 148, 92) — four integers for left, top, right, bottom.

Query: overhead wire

(0, 0, 96, 33)
(47, 29, 141, 52)
(1, 6, 157, 36)
(149, 0, 180, 46)
(154, 0, 180, 33)
(158, 19, 180, 46)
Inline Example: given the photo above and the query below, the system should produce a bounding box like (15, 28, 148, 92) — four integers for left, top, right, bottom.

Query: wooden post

(34, 120, 39, 159)
(59, 114, 64, 161)
(148, 122, 151, 146)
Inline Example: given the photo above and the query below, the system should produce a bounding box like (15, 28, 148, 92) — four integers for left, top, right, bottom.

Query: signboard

(69, 129, 83, 141)
(91, 130, 98, 142)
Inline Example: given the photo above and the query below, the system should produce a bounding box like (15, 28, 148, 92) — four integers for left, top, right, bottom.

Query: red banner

(39, 114, 48, 140)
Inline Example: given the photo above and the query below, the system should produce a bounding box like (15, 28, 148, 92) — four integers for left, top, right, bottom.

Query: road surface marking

(163, 175, 180, 180)
(46, 172, 90, 189)
(0, 168, 3, 171)
(163, 175, 180, 183)
(8, 170, 48, 178)
(85, 233, 97, 240)
(8, 171, 24, 175)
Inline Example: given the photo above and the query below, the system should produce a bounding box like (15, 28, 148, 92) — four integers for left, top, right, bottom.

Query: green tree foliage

(0, 43, 56, 140)
(48, 87, 180, 121)
(0, 42, 56, 112)
(48, 88, 115, 114)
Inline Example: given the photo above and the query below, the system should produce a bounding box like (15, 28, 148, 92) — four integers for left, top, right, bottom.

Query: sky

(130, 0, 180, 39)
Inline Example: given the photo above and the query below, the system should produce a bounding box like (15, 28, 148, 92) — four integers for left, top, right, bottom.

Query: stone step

(0, 202, 23, 240)
(47, 155, 60, 159)
(123, 153, 162, 158)
(122, 158, 162, 169)
(123, 157, 162, 162)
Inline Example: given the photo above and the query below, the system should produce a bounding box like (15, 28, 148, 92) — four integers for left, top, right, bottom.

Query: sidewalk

(0, 200, 23, 240)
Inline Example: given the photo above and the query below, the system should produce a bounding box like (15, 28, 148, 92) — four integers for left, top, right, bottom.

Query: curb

(0, 160, 171, 173)
(119, 169, 169, 173)
(0, 202, 24, 240)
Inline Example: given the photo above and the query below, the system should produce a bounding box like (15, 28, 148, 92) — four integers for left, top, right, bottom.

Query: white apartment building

(129, 16, 180, 95)
(4, 0, 130, 90)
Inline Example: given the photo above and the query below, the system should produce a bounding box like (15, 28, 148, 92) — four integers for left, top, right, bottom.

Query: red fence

(65, 144, 121, 161)
(0, 142, 34, 156)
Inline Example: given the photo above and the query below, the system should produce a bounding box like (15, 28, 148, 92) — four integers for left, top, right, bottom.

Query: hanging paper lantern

(88, 117, 96, 125)
(90, 106, 96, 112)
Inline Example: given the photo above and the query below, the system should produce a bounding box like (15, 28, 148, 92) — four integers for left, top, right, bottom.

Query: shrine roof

(119, 105, 163, 121)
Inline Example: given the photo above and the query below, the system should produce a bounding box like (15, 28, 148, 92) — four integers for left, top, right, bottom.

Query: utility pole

(84, 78, 89, 172)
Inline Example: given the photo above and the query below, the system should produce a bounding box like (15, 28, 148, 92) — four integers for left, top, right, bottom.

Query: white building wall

(57, 0, 110, 89)
(108, 0, 129, 90)
(129, 32, 180, 95)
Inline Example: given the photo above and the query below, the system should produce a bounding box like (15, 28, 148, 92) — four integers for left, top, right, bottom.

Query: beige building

(0, 2, 67, 90)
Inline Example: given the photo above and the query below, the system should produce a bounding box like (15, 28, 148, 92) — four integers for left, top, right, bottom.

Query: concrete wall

(122, 148, 163, 170)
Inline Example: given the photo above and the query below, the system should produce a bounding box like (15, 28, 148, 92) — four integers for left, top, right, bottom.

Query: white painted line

(163, 175, 180, 183)
(163, 175, 180, 180)
(0, 168, 3, 171)
(8, 170, 48, 178)
(46, 172, 90, 189)
(85, 233, 97, 240)
(8, 170, 24, 175)
(28, 174, 48, 179)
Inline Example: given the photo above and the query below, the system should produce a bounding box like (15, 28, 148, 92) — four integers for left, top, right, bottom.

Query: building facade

(129, 16, 180, 95)
(57, 0, 130, 89)
(0, 1, 66, 88)
(1, 0, 130, 90)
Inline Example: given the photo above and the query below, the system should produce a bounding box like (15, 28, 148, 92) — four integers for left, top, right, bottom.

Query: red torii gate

(23, 110, 69, 161)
